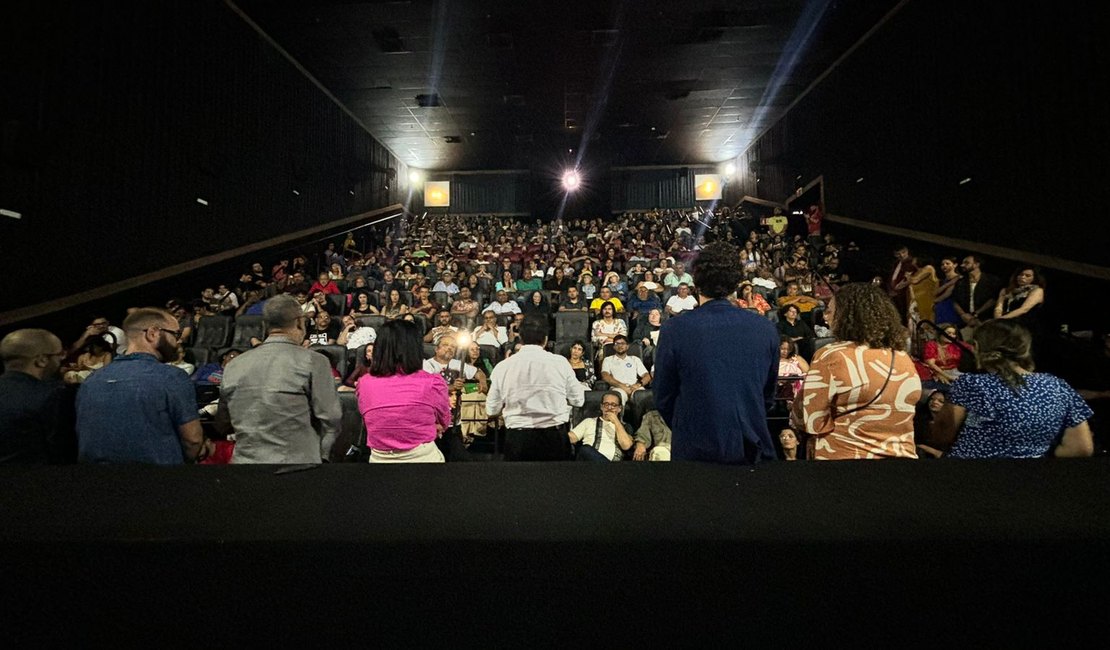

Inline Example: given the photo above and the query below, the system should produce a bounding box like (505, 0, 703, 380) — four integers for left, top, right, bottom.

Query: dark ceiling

(235, 0, 904, 171)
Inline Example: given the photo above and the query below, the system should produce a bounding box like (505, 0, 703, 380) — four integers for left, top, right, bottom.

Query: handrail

(0, 203, 405, 326)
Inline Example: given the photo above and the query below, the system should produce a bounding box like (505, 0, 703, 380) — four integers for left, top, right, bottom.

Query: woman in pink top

(356, 319, 451, 463)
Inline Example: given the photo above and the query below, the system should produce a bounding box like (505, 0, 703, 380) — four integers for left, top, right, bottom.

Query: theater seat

(310, 344, 347, 379)
(555, 312, 590, 342)
(230, 315, 265, 349)
(422, 343, 437, 360)
(553, 340, 594, 360)
(571, 390, 609, 427)
(356, 315, 385, 331)
(334, 391, 367, 463)
(326, 293, 347, 316)
(626, 390, 655, 432)
(186, 347, 210, 368)
(814, 336, 835, 354)
(194, 315, 231, 350)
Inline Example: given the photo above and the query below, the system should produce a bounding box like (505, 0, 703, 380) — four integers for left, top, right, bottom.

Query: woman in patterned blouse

(791, 282, 922, 460)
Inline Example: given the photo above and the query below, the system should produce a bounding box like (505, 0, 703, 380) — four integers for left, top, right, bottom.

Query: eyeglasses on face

(601, 402, 621, 409)
(147, 326, 183, 340)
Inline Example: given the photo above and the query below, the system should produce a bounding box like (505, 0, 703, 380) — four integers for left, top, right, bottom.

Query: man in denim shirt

(77, 308, 209, 464)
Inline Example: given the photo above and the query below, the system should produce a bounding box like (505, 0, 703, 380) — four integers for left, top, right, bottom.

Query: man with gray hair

(216, 294, 342, 463)
(0, 329, 72, 464)
(76, 308, 209, 464)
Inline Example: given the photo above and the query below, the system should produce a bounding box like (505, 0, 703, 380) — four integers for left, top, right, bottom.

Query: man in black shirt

(559, 286, 588, 312)
(305, 311, 342, 346)
(0, 329, 74, 464)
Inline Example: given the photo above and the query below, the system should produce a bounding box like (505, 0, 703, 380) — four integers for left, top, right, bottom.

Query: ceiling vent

(416, 93, 442, 107)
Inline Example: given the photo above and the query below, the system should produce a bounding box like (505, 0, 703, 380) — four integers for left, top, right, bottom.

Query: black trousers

(504, 424, 572, 461)
(435, 425, 474, 462)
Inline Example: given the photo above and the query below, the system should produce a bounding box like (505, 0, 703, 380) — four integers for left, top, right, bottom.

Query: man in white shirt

(665, 283, 698, 315)
(487, 314, 585, 461)
(600, 335, 651, 404)
(431, 272, 460, 296)
(472, 310, 509, 348)
(337, 314, 376, 350)
(483, 290, 522, 316)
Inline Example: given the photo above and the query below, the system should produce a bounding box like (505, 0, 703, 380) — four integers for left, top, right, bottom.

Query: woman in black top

(777, 304, 816, 360)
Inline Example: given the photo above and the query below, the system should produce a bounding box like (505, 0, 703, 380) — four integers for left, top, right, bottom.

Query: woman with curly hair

(790, 282, 922, 460)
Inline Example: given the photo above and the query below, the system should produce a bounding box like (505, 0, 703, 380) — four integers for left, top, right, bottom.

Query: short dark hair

(369, 319, 424, 377)
(613, 334, 628, 344)
(519, 313, 548, 345)
(691, 242, 742, 299)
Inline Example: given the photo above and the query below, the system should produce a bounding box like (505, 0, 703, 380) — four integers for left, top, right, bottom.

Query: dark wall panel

(611, 167, 713, 212)
(0, 0, 402, 311)
(732, 1, 1109, 266)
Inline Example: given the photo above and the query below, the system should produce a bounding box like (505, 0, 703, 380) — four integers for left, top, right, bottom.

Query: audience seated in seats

(777, 304, 816, 360)
(779, 429, 800, 461)
(589, 286, 624, 315)
(338, 314, 377, 350)
(777, 336, 809, 402)
(921, 323, 963, 386)
(0, 329, 73, 465)
(194, 348, 241, 385)
(350, 291, 379, 316)
(568, 390, 634, 462)
(663, 262, 694, 289)
(933, 256, 963, 326)
(340, 343, 374, 391)
(423, 335, 485, 460)
(603, 271, 628, 301)
(472, 310, 509, 348)
(734, 281, 772, 316)
(484, 289, 522, 316)
(166, 345, 195, 377)
(634, 270, 664, 295)
(63, 335, 113, 385)
(564, 340, 597, 390)
(591, 301, 627, 355)
(579, 273, 598, 300)
(559, 286, 589, 312)
(450, 286, 480, 321)
(431, 272, 459, 295)
(776, 281, 821, 314)
(914, 389, 947, 458)
(600, 335, 651, 405)
(212, 284, 239, 315)
(410, 286, 440, 320)
(237, 289, 267, 317)
(381, 289, 410, 320)
(495, 270, 518, 294)
(305, 311, 341, 346)
(626, 285, 663, 322)
(423, 309, 459, 344)
(664, 283, 697, 316)
(520, 290, 552, 318)
(633, 308, 663, 350)
(931, 320, 1093, 459)
(309, 272, 341, 296)
(791, 283, 922, 460)
(71, 316, 127, 357)
(632, 409, 671, 461)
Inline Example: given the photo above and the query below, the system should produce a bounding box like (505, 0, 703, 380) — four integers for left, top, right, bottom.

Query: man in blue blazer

(653, 241, 780, 464)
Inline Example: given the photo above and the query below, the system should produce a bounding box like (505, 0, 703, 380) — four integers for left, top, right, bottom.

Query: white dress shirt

(666, 294, 698, 313)
(483, 300, 522, 315)
(486, 345, 585, 428)
(472, 325, 508, 348)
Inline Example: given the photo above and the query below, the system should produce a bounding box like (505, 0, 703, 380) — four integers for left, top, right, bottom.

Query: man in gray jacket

(216, 295, 342, 463)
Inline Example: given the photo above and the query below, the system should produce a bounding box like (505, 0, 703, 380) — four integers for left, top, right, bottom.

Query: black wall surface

(728, 1, 1108, 267)
(0, 0, 403, 312)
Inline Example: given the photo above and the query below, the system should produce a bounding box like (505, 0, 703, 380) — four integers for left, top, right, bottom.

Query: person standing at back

(486, 314, 585, 460)
(76, 308, 209, 464)
(216, 295, 342, 463)
(653, 241, 780, 464)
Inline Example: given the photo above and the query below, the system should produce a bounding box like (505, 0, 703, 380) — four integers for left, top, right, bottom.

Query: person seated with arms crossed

(568, 391, 634, 462)
(422, 309, 459, 344)
(483, 289, 522, 316)
(600, 335, 651, 405)
(450, 285, 480, 321)
(472, 310, 509, 348)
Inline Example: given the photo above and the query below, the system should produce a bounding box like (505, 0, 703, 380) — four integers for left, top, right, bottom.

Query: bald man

(0, 329, 73, 464)
(76, 307, 210, 464)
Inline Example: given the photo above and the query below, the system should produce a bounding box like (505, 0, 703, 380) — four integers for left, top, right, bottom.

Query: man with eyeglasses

(0, 329, 74, 464)
(76, 307, 211, 464)
(567, 391, 634, 462)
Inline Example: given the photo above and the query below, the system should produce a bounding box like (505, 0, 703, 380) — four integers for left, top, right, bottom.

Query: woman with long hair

(380, 289, 409, 320)
(355, 319, 451, 463)
(993, 267, 1046, 338)
(932, 320, 1092, 458)
(933, 256, 962, 326)
(565, 340, 596, 390)
(734, 281, 772, 316)
(591, 301, 627, 351)
(791, 283, 922, 460)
